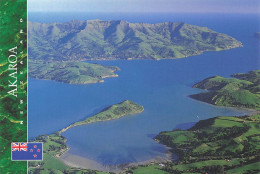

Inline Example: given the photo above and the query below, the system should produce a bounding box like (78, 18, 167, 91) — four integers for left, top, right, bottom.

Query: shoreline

(28, 73, 118, 85)
(60, 148, 173, 173)
(189, 95, 258, 116)
(57, 106, 254, 173)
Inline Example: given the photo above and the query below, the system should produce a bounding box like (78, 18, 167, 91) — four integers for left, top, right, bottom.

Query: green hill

(28, 20, 242, 61)
(232, 70, 260, 84)
(59, 100, 144, 133)
(29, 61, 120, 84)
(190, 70, 260, 109)
(152, 114, 260, 174)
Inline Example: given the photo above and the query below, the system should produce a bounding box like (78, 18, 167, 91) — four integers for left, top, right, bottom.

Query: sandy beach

(60, 149, 173, 173)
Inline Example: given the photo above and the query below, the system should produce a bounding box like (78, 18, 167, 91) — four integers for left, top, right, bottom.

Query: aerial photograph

(27, 0, 260, 173)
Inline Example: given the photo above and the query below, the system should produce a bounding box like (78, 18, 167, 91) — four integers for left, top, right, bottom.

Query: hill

(59, 100, 144, 133)
(152, 114, 260, 174)
(29, 61, 119, 84)
(190, 70, 260, 109)
(28, 20, 242, 61)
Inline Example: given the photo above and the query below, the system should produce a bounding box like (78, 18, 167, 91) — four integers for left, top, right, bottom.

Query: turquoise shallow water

(29, 13, 260, 165)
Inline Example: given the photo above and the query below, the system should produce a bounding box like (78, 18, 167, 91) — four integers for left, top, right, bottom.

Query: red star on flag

(33, 154, 37, 158)
(37, 149, 40, 152)
(30, 149, 33, 152)
(34, 145, 37, 148)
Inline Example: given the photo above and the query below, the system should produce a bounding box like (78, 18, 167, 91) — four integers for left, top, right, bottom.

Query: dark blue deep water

(29, 13, 260, 165)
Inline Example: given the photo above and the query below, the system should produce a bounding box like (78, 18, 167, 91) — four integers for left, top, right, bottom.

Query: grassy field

(226, 162, 260, 173)
(41, 153, 68, 170)
(152, 114, 260, 173)
(129, 165, 168, 174)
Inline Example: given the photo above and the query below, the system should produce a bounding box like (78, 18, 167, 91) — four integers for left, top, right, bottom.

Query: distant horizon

(28, 0, 260, 14)
(28, 11, 260, 25)
(29, 11, 260, 14)
(28, 11, 259, 25)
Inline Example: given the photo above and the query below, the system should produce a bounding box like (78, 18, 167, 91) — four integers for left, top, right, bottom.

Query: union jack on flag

(12, 143, 28, 152)
(11, 142, 43, 161)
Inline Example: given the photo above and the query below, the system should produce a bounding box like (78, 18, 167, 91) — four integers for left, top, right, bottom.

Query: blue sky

(28, 0, 260, 14)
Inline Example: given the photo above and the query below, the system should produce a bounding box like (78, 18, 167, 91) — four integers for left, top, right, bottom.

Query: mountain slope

(29, 20, 242, 61)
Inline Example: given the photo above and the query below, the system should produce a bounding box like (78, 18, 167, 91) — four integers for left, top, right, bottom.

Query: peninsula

(28, 100, 144, 174)
(28, 20, 242, 61)
(190, 70, 260, 110)
(59, 100, 144, 133)
(29, 61, 119, 84)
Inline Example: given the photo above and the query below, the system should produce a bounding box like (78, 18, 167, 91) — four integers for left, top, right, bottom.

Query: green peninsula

(152, 114, 260, 174)
(28, 20, 242, 61)
(29, 100, 144, 174)
(190, 70, 260, 109)
(29, 61, 119, 84)
(60, 100, 144, 133)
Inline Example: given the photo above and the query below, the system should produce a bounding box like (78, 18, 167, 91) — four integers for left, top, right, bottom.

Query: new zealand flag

(11, 142, 43, 161)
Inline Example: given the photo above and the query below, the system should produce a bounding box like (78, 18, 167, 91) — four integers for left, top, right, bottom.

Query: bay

(28, 13, 260, 166)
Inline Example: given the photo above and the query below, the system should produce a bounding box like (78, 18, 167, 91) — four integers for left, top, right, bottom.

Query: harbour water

(28, 13, 260, 166)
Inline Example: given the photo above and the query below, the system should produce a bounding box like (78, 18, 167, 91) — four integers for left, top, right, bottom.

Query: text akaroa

(7, 46, 18, 98)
